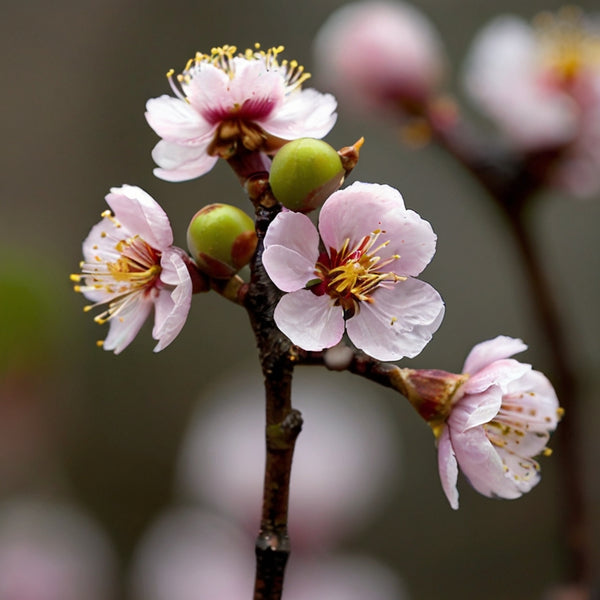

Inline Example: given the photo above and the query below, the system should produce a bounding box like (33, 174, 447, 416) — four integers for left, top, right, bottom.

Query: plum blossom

(463, 8, 600, 196)
(314, 1, 444, 113)
(146, 44, 337, 182)
(262, 181, 444, 361)
(412, 336, 562, 509)
(71, 185, 193, 354)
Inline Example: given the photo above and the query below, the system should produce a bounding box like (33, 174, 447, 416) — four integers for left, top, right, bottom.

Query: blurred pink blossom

(130, 508, 407, 600)
(463, 8, 600, 196)
(72, 185, 193, 353)
(437, 336, 562, 509)
(0, 499, 116, 600)
(146, 45, 337, 181)
(176, 367, 400, 551)
(314, 1, 444, 113)
(262, 181, 444, 361)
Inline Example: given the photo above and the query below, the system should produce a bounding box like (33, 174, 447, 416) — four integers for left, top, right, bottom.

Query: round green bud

(269, 138, 344, 212)
(187, 204, 257, 279)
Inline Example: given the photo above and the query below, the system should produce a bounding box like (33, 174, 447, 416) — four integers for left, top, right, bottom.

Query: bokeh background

(1, 0, 599, 598)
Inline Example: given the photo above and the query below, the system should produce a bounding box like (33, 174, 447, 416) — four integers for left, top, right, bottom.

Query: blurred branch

(426, 103, 591, 587)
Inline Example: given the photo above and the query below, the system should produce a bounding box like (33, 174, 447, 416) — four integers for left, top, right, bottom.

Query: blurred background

(1, 0, 599, 598)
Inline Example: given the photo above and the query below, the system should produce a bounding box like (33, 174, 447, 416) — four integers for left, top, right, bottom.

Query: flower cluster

(71, 33, 562, 514)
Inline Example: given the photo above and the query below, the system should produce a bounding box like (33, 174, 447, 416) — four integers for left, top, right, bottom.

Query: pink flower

(145, 45, 337, 182)
(314, 1, 444, 113)
(262, 182, 444, 361)
(437, 336, 562, 509)
(463, 8, 600, 196)
(71, 185, 193, 354)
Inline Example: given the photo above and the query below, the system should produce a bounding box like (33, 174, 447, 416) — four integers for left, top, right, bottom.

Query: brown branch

(236, 167, 303, 600)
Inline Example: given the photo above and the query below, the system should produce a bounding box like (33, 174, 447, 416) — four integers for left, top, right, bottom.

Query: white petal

(106, 185, 173, 249)
(437, 427, 460, 509)
(319, 182, 405, 251)
(464, 358, 531, 395)
(263, 88, 338, 140)
(345, 279, 444, 361)
(450, 426, 521, 500)
(462, 335, 527, 375)
(145, 95, 210, 140)
(262, 212, 319, 291)
(449, 387, 503, 432)
(152, 251, 193, 352)
(103, 294, 153, 354)
(496, 449, 541, 494)
(274, 290, 344, 351)
(151, 139, 218, 181)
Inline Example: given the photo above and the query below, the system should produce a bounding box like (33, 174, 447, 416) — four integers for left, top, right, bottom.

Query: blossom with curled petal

(403, 336, 562, 509)
(463, 7, 600, 196)
(71, 185, 193, 354)
(262, 181, 444, 361)
(145, 44, 338, 182)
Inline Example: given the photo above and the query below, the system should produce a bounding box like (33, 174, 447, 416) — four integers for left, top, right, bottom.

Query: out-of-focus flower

(71, 185, 194, 354)
(0, 499, 116, 600)
(314, 1, 445, 114)
(130, 507, 407, 600)
(463, 7, 600, 196)
(177, 367, 400, 550)
(130, 509, 252, 600)
(146, 44, 337, 182)
(262, 181, 444, 361)
(402, 336, 562, 509)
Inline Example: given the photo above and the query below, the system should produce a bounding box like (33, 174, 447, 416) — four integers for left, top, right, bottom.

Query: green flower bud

(187, 204, 257, 279)
(269, 138, 344, 212)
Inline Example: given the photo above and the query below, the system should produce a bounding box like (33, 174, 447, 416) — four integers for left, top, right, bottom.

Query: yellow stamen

(535, 6, 600, 83)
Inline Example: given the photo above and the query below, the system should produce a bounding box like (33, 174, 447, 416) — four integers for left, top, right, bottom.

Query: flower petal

(319, 182, 405, 250)
(106, 185, 173, 249)
(450, 426, 522, 500)
(151, 140, 218, 182)
(145, 95, 211, 140)
(262, 88, 338, 140)
(437, 427, 460, 509)
(449, 387, 503, 432)
(464, 358, 531, 395)
(345, 278, 444, 361)
(462, 335, 527, 375)
(103, 293, 154, 354)
(263, 212, 320, 291)
(152, 251, 193, 352)
(319, 182, 437, 276)
(273, 290, 344, 351)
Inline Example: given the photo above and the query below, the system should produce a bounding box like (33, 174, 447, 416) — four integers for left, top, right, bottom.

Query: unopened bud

(187, 204, 257, 279)
(269, 138, 344, 212)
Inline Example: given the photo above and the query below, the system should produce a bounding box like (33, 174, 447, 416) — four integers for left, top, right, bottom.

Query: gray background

(1, 0, 599, 598)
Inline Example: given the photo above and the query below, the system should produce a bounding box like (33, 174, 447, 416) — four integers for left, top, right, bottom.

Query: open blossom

(404, 336, 562, 509)
(71, 185, 193, 354)
(314, 1, 444, 113)
(145, 44, 337, 182)
(262, 181, 444, 361)
(463, 7, 600, 196)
